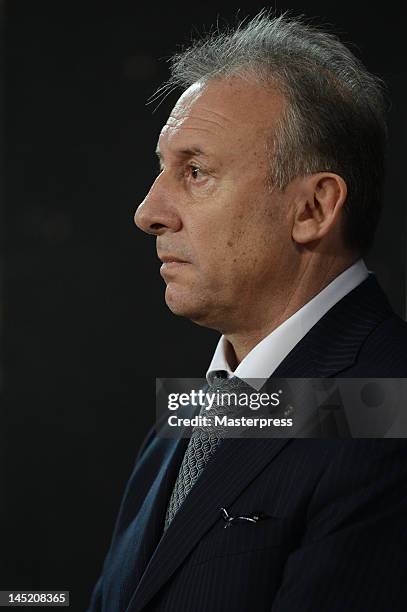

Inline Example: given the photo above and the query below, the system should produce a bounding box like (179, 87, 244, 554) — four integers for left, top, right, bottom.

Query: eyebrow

(155, 146, 210, 160)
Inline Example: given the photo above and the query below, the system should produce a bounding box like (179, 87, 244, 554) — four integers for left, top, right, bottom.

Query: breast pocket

(189, 514, 291, 567)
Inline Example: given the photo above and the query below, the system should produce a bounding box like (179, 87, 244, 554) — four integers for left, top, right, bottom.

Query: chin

(164, 284, 216, 328)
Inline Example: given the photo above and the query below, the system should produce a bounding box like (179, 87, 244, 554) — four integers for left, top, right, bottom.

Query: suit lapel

(102, 432, 189, 608)
(126, 274, 393, 611)
(126, 434, 189, 587)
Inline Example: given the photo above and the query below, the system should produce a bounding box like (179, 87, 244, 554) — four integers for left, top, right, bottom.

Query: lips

(158, 254, 190, 279)
(158, 255, 188, 264)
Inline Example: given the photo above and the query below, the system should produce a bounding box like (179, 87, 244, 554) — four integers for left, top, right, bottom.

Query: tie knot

(208, 370, 229, 387)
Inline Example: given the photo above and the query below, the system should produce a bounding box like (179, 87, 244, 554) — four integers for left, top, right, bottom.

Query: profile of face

(134, 76, 345, 334)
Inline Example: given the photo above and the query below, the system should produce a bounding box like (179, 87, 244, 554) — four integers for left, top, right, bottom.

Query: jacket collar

(272, 273, 392, 378)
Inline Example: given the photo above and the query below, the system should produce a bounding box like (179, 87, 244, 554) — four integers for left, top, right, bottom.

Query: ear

(291, 173, 347, 245)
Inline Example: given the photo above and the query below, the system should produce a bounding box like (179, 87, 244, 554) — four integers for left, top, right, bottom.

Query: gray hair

(158, 11, 388, 253)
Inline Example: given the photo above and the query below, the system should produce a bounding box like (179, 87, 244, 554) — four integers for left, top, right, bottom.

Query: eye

(187, 164, 206, 182)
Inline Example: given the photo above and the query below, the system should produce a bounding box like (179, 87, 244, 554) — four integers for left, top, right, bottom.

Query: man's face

(135, 76, 296, 334)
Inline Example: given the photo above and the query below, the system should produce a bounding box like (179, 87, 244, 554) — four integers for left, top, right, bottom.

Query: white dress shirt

(206, 259, 369, 390)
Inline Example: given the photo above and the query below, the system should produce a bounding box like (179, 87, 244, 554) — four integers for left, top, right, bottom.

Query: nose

(134, 173, 181, 235)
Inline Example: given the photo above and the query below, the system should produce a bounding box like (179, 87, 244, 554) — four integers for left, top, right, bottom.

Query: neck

(224, 253, 358, 367)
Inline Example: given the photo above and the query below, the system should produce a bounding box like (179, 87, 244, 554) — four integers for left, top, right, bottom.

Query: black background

(3, 2, 406, 610)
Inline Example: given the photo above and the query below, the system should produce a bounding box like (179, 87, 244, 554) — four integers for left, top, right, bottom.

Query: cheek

(193, 226, 262, 280)
(198, 236, 242, 272)
(188, 190, 278, 272)
(224, 225, 267, 267)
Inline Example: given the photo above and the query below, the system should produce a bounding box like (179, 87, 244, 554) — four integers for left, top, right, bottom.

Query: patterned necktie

(163, 373, 230, 531)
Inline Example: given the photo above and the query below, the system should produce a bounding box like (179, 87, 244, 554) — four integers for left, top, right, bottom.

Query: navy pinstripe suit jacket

(89, 274, 407, 611)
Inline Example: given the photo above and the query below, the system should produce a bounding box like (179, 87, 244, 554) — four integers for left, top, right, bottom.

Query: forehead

(157, 76, 285, 158)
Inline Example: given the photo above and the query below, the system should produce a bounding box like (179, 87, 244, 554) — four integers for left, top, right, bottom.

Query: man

(89, 13, 407, 611)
